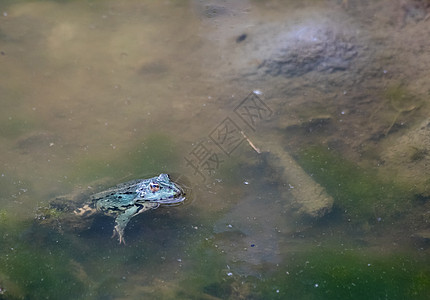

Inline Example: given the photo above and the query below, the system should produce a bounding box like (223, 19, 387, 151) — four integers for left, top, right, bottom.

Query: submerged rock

(259, 28, 358, 77)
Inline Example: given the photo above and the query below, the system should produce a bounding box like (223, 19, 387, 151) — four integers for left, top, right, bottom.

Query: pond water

(1, 0, 430, 299)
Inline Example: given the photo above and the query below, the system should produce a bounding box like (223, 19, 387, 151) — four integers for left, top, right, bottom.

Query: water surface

(1, 0, 430, 299)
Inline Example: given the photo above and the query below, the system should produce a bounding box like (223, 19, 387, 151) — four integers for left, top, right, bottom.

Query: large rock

(259, 27, 358, 77)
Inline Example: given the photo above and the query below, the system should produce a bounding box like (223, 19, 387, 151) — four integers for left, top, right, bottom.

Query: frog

(47, 173, 186, 244)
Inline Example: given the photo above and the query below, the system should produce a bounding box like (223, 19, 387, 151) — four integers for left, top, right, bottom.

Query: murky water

(1, 0, 430, 299)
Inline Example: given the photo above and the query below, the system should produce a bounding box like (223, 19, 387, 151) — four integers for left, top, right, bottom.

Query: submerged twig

(240, 131, 261, 154)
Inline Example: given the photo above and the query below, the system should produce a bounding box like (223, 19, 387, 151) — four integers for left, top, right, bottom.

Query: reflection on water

(1, 0, 430, 298)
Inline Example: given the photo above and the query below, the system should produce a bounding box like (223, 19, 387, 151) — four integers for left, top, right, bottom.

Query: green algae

(176, 240, 430, 299)
(0, 215, 158, 299)
(255, 249, 430, 300)
(2, 248, 86, 299)
(0, 217, 86, 299)
(25, 198, 200, 299)
(0, 210, 7, 224)
(3, 196, 429, 299)
(175, 238, 235, 299)
(295, 146, 411, 223)
(165, 234, 430, 300)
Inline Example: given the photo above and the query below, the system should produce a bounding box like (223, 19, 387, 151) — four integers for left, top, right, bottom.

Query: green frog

(45, 174, 186, 244)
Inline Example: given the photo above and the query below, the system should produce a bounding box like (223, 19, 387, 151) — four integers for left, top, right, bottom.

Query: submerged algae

(0, 202, 197, 299)
(0, 216, 86, 299)
(256, 249, 430, 300)
(295, 146, 411, 223)
(154, 234, 430, 300)
(175, 238, 238, 299)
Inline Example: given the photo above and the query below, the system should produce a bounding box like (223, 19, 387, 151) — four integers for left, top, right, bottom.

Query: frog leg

(74, 204, 97, 217)
(112, 203, 159, 244)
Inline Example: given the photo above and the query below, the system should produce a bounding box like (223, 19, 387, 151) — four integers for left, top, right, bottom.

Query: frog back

(91, 179, 146, 212)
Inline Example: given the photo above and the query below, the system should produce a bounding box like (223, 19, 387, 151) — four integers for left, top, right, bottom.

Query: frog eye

(150, 182, 160, 192)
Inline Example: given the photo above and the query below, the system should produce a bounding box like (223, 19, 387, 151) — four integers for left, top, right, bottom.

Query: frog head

(138, 174, 185, 204)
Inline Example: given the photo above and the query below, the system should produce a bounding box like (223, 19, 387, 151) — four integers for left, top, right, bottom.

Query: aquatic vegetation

(256, 249, 430, 300)
(295, 146, 411, 223)
(0, 218, 86, 299)
(0, 210, 8, 224)
(1, 247, 86, 299)
(175, 238, 237, 299)
(161, 234, 430, 299)
(0, 211, 192, 299)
